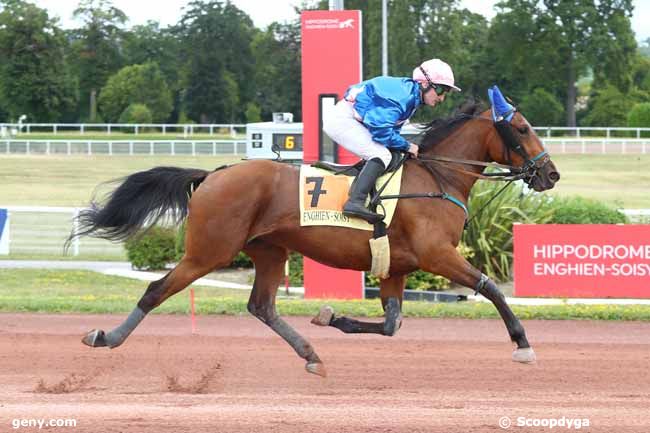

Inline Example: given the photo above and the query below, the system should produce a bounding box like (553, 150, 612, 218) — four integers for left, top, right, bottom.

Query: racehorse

(68, 93, 560, 378)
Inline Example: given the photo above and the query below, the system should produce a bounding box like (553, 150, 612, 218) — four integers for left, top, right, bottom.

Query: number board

(272, 133, 303, 151)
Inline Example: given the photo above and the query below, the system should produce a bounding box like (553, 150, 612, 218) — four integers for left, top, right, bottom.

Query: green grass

(2, 269, 650, 321)
(0, 154, 241, 206)
(549, 154, 650, 208)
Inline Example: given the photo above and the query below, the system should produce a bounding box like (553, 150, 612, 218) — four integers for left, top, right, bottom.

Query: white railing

(0, 206, 125, 257)
(0, 123, 246, 137)
(0, 139, 246, 156)
(542, 138, 650, 154)
(533, 126, 650, 139)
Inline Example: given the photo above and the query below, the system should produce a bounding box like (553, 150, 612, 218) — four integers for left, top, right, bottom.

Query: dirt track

(1, 313, 649, 432)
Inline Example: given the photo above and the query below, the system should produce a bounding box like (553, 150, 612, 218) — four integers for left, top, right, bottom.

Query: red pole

(190, 287, 196, 334)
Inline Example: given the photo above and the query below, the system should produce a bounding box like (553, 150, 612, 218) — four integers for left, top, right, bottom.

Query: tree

(627, 103, 650, 128)
(520, 88, 564, 126)
(250, 21, 301, 121)
(98, 62, 172, 122)
(177, 0, 256, 122)
(0, 0, 77, 121)
(492, 0, 636, 127)
(69, 0, 127, 122)
(582, 84, 630, 126)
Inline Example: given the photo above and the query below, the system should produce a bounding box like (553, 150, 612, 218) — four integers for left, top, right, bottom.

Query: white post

(26, 141, 30, 155)
(46, 141, 50, 155)
(129, 141, 134, 155)
(150, 142, 154, 155)
(109, 142, 113, 156)
(53, 125, 58, 134)
(88, 141, 92, 155)
(67, 141, 71, 155)
(171, 142, 175, 156)
(108, 124, 112, 135)
(80, 124, 85, 134)
(192, 141, 196, 156)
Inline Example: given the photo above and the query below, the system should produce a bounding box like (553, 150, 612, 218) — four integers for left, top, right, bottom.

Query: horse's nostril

(549, 171, 560, 182)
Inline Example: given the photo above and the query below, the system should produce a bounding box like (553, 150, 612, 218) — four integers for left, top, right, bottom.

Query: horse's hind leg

(429, 247, 535, 363)
(244, 241, 326, 377)
(82, 256, 222, 348)
(312, 275, 405, 336)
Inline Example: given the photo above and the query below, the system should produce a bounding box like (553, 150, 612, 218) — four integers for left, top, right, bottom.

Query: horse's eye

(517, 126, 529, 135)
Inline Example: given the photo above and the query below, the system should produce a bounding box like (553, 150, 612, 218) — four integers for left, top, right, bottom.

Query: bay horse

(69, 99, 559, 377)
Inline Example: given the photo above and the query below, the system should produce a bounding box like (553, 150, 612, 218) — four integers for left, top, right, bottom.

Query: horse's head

(485, 86, 560, 192)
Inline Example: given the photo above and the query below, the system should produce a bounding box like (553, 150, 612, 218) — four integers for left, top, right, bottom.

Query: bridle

(417, 110, 550, 185)
(372, 105, 553, 229)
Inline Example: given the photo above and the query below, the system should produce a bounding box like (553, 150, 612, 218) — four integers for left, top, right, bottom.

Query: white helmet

(412, 59, 461, 92)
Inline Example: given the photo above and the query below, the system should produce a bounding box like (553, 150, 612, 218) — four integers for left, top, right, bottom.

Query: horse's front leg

(428, 247, 535, 363)
(311, 275, 405, 337)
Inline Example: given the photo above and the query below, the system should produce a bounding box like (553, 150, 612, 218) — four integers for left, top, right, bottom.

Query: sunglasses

(419, 66, 451, 96)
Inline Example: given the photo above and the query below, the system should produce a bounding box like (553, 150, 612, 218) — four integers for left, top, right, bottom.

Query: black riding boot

(343, 158, 385, 223)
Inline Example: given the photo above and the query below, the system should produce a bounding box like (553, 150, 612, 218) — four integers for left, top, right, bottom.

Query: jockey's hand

(408, 143, 419, 158)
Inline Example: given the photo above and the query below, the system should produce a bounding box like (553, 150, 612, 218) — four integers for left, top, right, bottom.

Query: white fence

(0, 206, 125, 257)
(0, 139, 246, 156)
(0, 122, 246, 137)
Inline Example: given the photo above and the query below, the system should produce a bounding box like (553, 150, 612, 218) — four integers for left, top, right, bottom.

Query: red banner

(514, 224, 650, 298)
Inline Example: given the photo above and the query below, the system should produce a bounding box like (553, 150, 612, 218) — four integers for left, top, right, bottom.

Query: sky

(38, 0, 650, 43)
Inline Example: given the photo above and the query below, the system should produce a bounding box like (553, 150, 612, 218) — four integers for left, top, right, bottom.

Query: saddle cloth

(299, 164, 403, 231)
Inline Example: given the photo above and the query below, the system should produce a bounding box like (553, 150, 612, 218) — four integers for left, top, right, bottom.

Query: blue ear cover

(488, 85, 515, 122)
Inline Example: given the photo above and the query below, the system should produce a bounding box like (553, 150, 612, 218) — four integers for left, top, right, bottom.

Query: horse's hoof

(81, 329, 107, 348)
(512, 347, 536, 363)
(311, 306, 334, 326)
(305, 362, 327, 377)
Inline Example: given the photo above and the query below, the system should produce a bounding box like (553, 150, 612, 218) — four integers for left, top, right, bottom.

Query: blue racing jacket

(344, 76, 422, 151)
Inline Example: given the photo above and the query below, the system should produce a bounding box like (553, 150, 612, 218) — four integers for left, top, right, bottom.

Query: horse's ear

(488, 85, 515, 122)
(456, 98, 484, 117)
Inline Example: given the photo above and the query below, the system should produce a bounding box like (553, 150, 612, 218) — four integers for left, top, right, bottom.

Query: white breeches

(322, 100, 392, 168)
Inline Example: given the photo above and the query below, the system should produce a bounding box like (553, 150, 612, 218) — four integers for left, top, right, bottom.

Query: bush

(627, 103, 650, 136)
(125, 226, 178, 270)
(520, 88, 564, 126)
(98, 62, 173, 123)
(463, 181, 555, 281)
(549, 196, 628, 224)
(119, 103, 153, 124)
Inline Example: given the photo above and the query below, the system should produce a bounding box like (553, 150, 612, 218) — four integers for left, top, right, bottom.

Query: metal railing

(0, 139, 246, 156)
(0, 122, 246, 137)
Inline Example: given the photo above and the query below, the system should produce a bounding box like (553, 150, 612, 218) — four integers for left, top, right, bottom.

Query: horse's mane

(418, 100, 486, 151)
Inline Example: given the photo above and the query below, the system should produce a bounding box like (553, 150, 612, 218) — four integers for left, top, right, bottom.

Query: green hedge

(548, 196, 628, 224)
(125, 226, 177, 270)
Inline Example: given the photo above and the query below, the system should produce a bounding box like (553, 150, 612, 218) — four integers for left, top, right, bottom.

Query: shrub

(463, 181, 555, 281)
(548, 196, 628, 224)
(125, 226, 178, 270)
(627, 103, 650, 137)
(119, 103, 153, 124)
(520, 88, 564, 126)
(98, 62, 173, 123)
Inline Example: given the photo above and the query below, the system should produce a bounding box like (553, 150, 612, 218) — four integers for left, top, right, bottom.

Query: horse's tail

(66, 166, 212, 248)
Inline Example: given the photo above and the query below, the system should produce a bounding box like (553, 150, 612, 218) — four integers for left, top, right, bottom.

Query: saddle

(311, 150, 405, 177)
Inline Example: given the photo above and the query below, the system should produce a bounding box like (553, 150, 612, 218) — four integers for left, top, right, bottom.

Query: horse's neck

(423, 121, 491, 201)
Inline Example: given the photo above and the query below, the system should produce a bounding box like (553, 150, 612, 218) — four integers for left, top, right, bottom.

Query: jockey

(323, 58, 461, 224)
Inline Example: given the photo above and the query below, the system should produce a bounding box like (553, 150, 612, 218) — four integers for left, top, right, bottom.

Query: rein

(370, 111, 550, 228)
